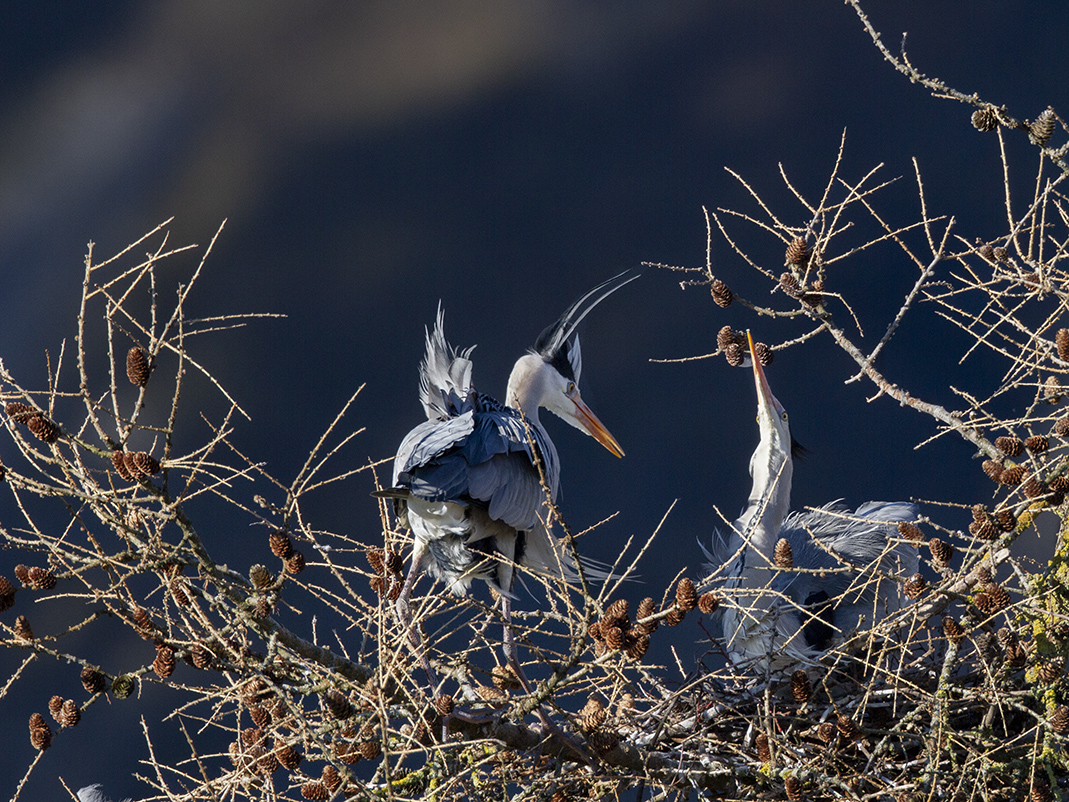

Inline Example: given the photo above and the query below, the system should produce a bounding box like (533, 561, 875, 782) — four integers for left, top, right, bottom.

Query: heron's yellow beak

(569, 390, 625, 458)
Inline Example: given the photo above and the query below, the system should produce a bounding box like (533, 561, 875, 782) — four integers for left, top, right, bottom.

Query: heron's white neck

(505, 353, 548, 424)
(735, 425, 794, 567)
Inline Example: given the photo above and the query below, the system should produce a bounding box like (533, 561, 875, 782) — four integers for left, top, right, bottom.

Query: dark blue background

(1, 3, 1066, 798)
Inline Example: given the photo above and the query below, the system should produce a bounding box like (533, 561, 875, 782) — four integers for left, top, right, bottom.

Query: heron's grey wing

(775, 501, 920, 649)
(462, 406, 557, 530)
(393, 411, 476, 484)
(394, 401, 554, 533)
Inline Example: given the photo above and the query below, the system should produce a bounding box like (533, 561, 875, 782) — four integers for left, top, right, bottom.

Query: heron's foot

(533, 714, 594, 765)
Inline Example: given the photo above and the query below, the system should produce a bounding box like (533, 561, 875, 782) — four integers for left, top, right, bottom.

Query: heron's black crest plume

(790, 436, 808, 461)
(534, 268, 643, 382)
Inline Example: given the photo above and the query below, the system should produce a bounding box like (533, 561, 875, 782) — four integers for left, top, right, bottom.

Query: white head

(504, 270, 640, 457)
(506, 349, 624, 457)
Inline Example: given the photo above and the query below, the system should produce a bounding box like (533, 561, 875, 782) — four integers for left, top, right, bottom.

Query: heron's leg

(394, 546, 438, 690)
(501, 595, 592, 764)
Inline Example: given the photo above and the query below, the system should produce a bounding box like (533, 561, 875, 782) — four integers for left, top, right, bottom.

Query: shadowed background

(1, 2, 1067, 797)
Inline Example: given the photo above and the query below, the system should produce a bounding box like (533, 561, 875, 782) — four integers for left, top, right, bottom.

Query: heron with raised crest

(376, 270, 639, 695)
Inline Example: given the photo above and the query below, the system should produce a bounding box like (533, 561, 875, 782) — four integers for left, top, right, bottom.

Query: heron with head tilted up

(377, 270, 639, 695)
(702, 332, 919, 673)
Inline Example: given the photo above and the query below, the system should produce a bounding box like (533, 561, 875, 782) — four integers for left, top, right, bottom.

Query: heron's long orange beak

(747, 331, 773, 403)
(570, 391, 625, 458)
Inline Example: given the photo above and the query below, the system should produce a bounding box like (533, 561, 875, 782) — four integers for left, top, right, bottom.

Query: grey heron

(376, 269, 639, 696)
(76, 786, 131, 802)
(702, 332, 919, 673)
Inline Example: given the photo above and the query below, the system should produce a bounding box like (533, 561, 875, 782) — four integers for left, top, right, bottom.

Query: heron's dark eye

(781, 412, 789, 421)
(566, 382, 576, 394)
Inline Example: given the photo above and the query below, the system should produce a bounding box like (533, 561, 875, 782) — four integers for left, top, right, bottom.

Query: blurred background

(2, 1, 1067, 797)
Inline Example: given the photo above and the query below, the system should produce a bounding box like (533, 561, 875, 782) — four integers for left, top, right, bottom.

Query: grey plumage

(77, 786, 132, 802)
(382, 270, 638, 599)
(701, 332, 919, 671)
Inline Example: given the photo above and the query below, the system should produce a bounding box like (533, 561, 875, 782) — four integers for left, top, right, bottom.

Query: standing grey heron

(702, 332, 919, 673)
(376, 269, 639, 695)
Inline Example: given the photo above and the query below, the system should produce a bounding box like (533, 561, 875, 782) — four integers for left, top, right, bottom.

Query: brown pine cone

(59, 699, 80, 728)
(587, 728, 620, 754)
(995, 436, 1024, 457)
(300, 781, 329, 801)
(475, 684, 507, 706)
(816, 721, 836, 743)
(248, 704, 271, 729)
(112, 450, 134, 481)
(994, 508, 1017, 531)
(624, 631, 650, 660)
(711, 279, 733, 308)
(755, 731, 771, 762)
(1027, 435, 1050, 454)
(717, 325, 738, 351)
(129, 451, 161, 477)
(603, 625, 625, 651)
(928, 538, 953, 570)
(27, 415, 60, 443)
(676, 578, 698, 611)
(785, 236, 808, 265)
(897, 521, 924, 543)
(836, 713, 860, 742)
(724, 342, 745, 367)
(1037, 656, 1065, 684)
(971, 107, 998, 132)
(366, 548, 386, 575)
(663, 605, 686, 626)
(269, 530, 293, 559)
(385, 549, 404, 575)
(753, 342, 774, 366)
(1050, 704, 1069, 733)
(321, 765, 341, 791)
(999, 465, 1025, 485)
(324, 690, 352, 719)
(275, 742, 302, 771)
(28, 712, 52, 750)
(602, 598, 630, 627)
(492, 664, 521, 691)
(1029, 108, 1056, 147)
(27, 566, 57, 590)
(903, 573, 926, 599)
(153, 646, 177, 678)
(982, 459, 1004, 481)
(356, 738, 382, 760)
(249, 564, 272, 589)
(0, 576, 14, 613)
(968, 518, 998, 541)
(636, 596, 658, 632)
(774, 538, 793, 568)
(790, 669, 811, 703)
(5, 401, 36, 423)
(698, 592, 720, 614)
(943, 616, 965, 646)
(779, 272, 802, 298)
(435, 694, 455, 717)
(126, 346, 151, 387)
(785, 775, 803, 801)
(13, 615, 34, 640)
(81, 666, 105, 694)
(578, 697, 607, 732)
(284, 551, 306, 574)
